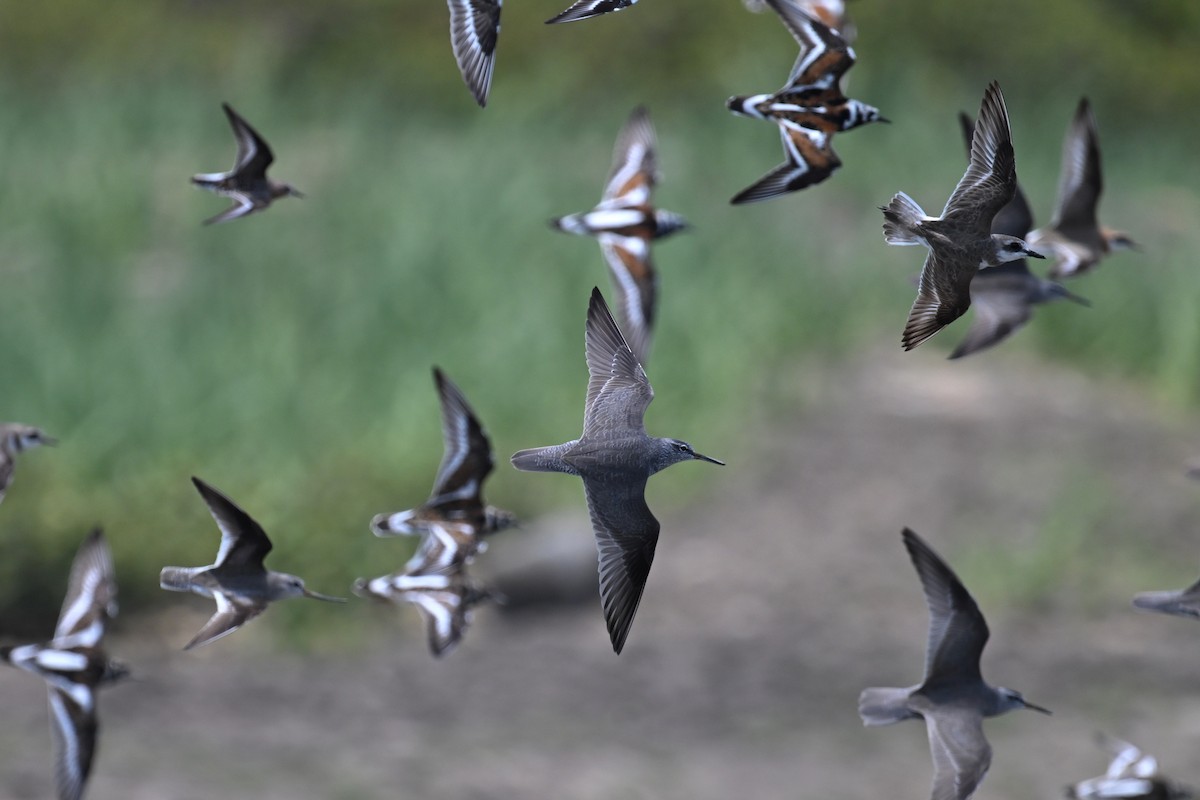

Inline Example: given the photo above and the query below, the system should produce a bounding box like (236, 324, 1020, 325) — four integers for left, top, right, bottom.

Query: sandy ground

(3, 349, 1200, 799)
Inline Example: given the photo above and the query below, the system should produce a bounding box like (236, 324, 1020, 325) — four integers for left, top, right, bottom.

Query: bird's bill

(1022, 699, 1052, 715)
(39, 435, 59, 446)
(1024, 248, 1047, 259)
(694, 451, 726, 466)
(289, 187, 306, 199)
(303, 588, 347, 603)
(1063, 290, 1091, 307)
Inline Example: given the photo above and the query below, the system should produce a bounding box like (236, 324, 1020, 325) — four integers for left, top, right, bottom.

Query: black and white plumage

(881, 82, 1044, 350)
(1067, 734, 1193, 800)
(448, 0, 502, 106)
(545, 0, 637, 24)
(858, 529, 1050, 800)
(550, 107, 688, 365)
(353, 571, 497, 657)
(1, 529, 128, 800)
(0, 422, 55, 507)
(726, 0, 885, 203)
(370, 367, 516, 573)
(191, 103, 302, 225)
(510, 288, 723, 654)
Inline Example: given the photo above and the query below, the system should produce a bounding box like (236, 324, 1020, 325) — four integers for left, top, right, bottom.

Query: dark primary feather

(903, 529, 989, 689)
(1052, 97, 1103, 233)
(957, 111, 1033, 239)
(583, 475, 659, 654)
(222, 103, 274, 177)
(191, 476, 273, 571)
(429, 366, 495, 507)
(941, 82, 1016, 235)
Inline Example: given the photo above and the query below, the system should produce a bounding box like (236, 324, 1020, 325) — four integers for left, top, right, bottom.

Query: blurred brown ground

(3, 348, 1199, 799)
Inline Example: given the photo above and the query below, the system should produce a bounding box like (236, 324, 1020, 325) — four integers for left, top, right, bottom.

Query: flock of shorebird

(0, 0, 1180, 798)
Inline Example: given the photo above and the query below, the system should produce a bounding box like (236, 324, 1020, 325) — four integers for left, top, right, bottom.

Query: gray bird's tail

(858, 686, 919, 726)
(881, 192, 929, 246)
(510, 442, 578, 475)
(159, 567, 197, 593)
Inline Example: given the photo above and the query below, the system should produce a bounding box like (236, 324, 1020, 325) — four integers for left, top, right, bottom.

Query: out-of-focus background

(1, 1, 1199, 797)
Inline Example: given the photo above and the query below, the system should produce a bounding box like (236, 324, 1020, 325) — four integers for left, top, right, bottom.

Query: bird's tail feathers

(159, 567, 197, 593)
(882, 192, 930, 246)
(858, 686, 919, 726)
(510, 445, 575, 474)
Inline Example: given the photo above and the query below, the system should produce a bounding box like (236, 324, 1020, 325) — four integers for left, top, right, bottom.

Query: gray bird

(160, 477, 345, 650)
(1067, 733, 1193, 800)
(191, 103, 303, 225)
(1027, 98, 1138, 280)
(1, 529, 129, 800)
(881, 82, 1045, 351)
(859, 528, 1050, 800)
(510, 287, 724, 653)
(949, 112, 1089, 360)
(1133, 564, 1200, 620)
(0, 422, 55, 506)
(550, 106, 689, 365)
(371, 367, 517, 575)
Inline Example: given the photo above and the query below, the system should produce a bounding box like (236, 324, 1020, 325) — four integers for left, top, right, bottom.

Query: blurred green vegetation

(0, 0, 1197, 637)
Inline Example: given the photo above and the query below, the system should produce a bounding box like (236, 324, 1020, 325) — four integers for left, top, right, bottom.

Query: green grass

(0, 23, 1198, 638)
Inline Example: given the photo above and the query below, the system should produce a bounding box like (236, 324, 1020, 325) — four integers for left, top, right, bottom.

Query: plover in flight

(1027, 98, 1137, 279)
(353, 570, 497, 657)
(447, 0, 502, 106)
(550, 106, 688, 364)
(546, 0, 637, 24)
(1067, 734, 1192, 800)
(370, 367, 516, 574)
(859, 528, 1050, 800)
(726, 0, 884, 203)
(159, 477, 345, 650)
(0, 422, 55, 507)
(1, 529, 129, 800)
(881, 82, 1044, 350)
(510, 288, 723, 653)
(191, 103, 303, 225)
(949, 112, 1088, 360)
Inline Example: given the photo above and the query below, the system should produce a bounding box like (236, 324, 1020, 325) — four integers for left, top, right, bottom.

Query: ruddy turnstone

(352, 570, 496, 657)
(159, 477, 345, 650)
(545, 0, 637, 24)
(742, 0, 854, 41)
(370, 367, 516, 573)
(550, 106, 687, 365)
(510, 288, 723, 654)
(727, 0, 884, 203)
(881, 82, 1043, 350)
(1, 529, 128, 800)
(448, 0, 502, 106)
(859, 528, 1050, 800)
(191, 103, 303, 225)
(1067, 734, 1193, 800)
(0, 423, 55, 507)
